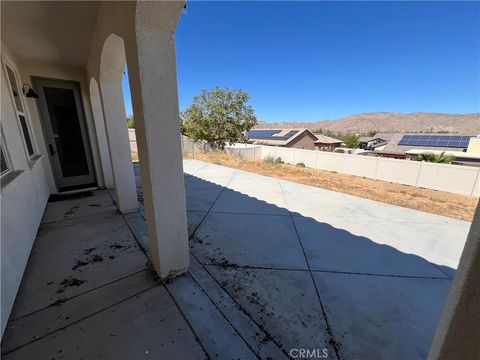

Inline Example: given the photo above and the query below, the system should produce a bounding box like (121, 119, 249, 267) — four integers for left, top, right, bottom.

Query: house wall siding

(1, 49, 51, 335)
(286, 132, 316, 150)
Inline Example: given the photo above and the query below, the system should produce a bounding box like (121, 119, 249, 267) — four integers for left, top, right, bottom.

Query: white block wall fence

(260, 145, 480, 196)
(128, 133, 479, 197)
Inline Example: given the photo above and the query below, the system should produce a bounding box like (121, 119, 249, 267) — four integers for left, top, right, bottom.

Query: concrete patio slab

(9, 206, 146, 319)
(313, 272, 452, 360)
(206, 266, 337, 358)
(4, 161, 471, 359)
(192, 212, 308, 269)
(188, 257, 288, 359)
(2, 189, 209, 360)
(211, 188, 289, 215)
(186, 188, 223, 212)
(2, 270, 153, 354)
(187, 211, 207, 236)
(3, 285, 206, 360)
(227, 173, 284, 193)
(181, 160, 471, 359)
(193, 166, 236, 187)
(166, 273, 257, 359)
(185, 173, 224, 191)
(41, 190, 115, 224)
(183, 160, 469, 276)
(317, 217, 468, 278)
(293, 216, 449, 277)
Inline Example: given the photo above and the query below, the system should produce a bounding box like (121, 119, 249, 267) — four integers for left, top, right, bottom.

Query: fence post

(415, 161, 424, 187)
(373, 157, 380, 180)
(470, 168, 480, 197)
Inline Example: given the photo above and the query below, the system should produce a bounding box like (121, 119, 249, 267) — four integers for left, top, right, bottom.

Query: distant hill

(256, 112, 480, 134)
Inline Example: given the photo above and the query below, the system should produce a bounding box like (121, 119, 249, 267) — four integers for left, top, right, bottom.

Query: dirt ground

(186, 151, 477, 222)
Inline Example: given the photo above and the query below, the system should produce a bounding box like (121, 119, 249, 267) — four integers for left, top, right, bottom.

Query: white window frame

(2, 60, 38, 160)
(0, 127, 13, 177)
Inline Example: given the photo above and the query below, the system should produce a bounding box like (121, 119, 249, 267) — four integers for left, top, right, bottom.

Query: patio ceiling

(1, 1, 100, 67)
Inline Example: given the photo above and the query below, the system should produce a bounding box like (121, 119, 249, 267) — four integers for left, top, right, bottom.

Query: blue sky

(123, 1, 480, 123)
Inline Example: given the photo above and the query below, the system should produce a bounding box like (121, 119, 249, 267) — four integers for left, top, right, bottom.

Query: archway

(89, 77, 114, 189)
(99, 33, 137, 213)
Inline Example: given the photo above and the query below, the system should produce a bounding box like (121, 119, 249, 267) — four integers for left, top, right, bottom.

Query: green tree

(126, 116, 135, 128)
(181, 87, 257, 149)
(341, 133, 360, 148)
(416, 152, 454, 164)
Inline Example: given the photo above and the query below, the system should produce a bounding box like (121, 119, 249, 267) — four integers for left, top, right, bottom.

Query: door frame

(32, 77, 97, 192)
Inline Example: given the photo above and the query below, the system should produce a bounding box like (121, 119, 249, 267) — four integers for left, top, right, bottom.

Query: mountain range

(256, 112, 480, 134)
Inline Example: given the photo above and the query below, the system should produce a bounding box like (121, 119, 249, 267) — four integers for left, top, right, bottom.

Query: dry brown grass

(188, 151, 477, 222)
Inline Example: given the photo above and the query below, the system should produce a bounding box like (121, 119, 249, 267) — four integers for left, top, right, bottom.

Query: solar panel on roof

(248, 130, 281, 139)
(398, 135, 472, 149)
(248, 129, 299, 141)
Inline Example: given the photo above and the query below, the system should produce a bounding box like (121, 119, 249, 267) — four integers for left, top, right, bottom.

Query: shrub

(334, 148, 345, 153)
(416, 152, 454, 164)
(264, 155, 283, 165)
(296, 162, 306, 168)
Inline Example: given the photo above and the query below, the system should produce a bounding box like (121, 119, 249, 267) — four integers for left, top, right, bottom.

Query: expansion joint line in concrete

(2, 283, 160, 356)
(202, 263, 452, 280)
(185, 271, 262, 359)
(278, 180, 343, 360)
(189, 253, 291, 360)
(162, 284, 211, 360)
(186, 172, 290, 358)
(8, 268, 148, 323)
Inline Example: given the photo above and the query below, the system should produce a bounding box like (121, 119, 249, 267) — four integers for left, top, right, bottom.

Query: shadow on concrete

(135, 162, 455, 359)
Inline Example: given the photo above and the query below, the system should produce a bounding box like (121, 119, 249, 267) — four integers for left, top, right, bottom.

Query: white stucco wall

(0, 0, 188, 335)
(1, 48, 51, 335)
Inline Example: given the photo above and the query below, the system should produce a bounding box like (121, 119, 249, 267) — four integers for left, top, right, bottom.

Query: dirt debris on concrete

(50, 298, 68, 307)
(63, 205, 80, 217)
(60, 277, 85, 287)
(72, 260, 89, 270)
(83, 247, 96, 255)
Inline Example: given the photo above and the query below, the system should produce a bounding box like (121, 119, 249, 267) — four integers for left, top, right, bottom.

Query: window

(1, 146, 9, 175)
(0, 129, 12, 176)
(4, 63, 36, 158)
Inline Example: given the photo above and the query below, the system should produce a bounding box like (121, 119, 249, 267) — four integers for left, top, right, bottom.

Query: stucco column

(428, 203, 480, 359)
(99, 37, 138, 213)
(124, 1, 189, 279)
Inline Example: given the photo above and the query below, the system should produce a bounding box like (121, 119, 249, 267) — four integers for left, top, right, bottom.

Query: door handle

(48, 144, 55, 156)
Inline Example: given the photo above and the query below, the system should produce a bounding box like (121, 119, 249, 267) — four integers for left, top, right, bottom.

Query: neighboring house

(373, 133, 480, 165)
(404, 137, 480, 166)
(358, 136, 388, 150)
(1, 1, 189, 335)
(247, 129, 319, 150)
(314, 134, 345, 151)
(373, 150, 408, 159)
(381, 133, 476, 153)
